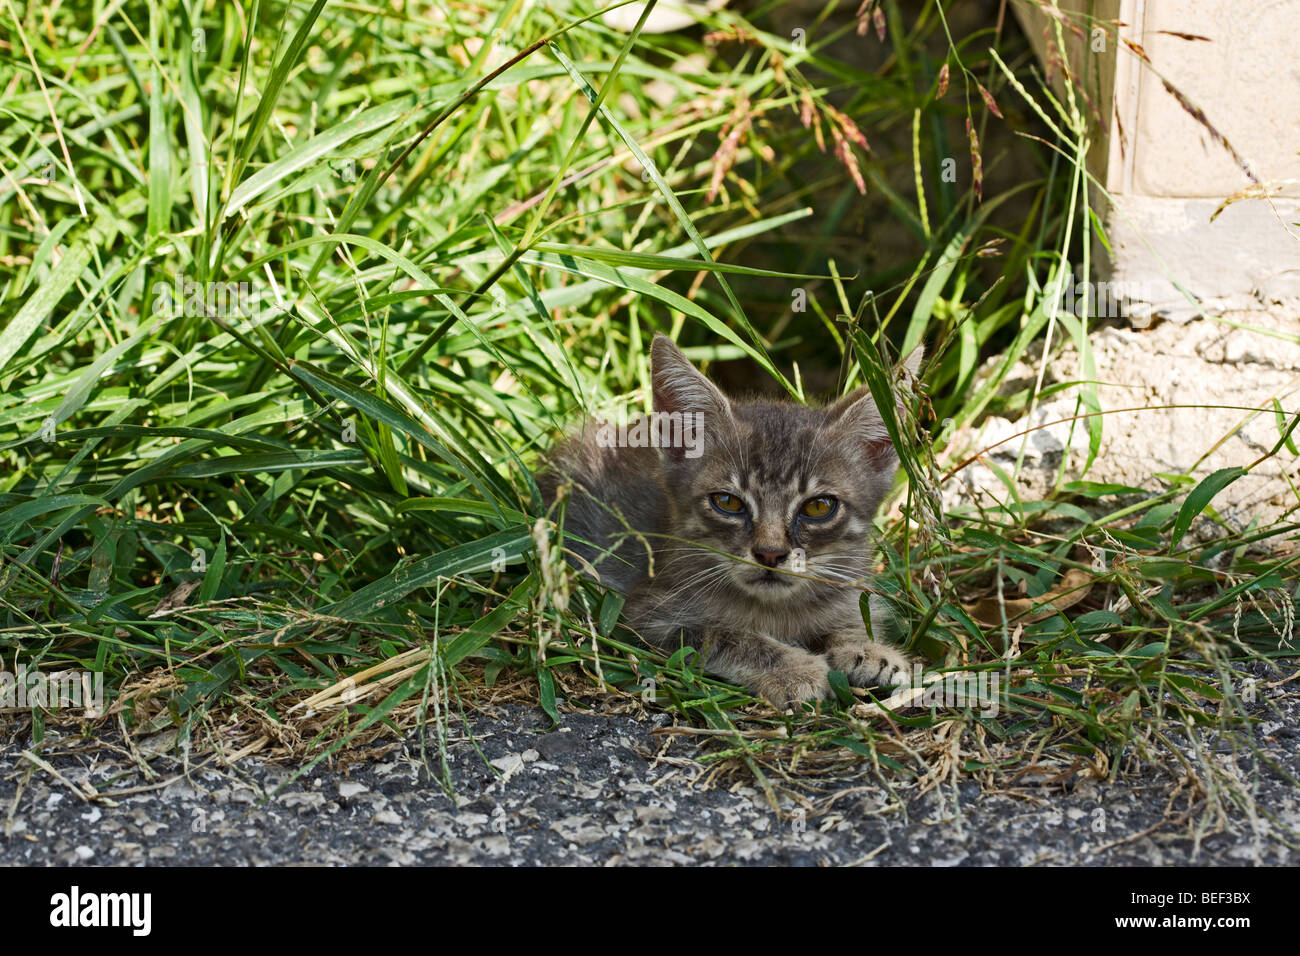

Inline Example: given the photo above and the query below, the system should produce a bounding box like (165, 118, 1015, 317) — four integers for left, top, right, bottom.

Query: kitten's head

(649, 334, 920, 605)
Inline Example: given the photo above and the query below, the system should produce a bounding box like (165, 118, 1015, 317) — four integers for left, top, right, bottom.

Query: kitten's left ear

(827, 387, 894, 465)
(827, 348, 924, 465)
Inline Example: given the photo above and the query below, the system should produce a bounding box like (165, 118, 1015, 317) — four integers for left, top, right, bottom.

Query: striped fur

(540, 335, 919, 706)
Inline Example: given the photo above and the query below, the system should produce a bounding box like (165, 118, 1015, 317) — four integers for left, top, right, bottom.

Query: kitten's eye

(800, 496, 838, 519)
(709, 492, 747, 516)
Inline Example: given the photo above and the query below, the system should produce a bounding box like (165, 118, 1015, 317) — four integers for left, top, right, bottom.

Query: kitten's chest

(652, 578, 861, 644)
(737, 597, 861, 643)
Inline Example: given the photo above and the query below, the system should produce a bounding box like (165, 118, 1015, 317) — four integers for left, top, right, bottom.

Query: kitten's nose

(752, 546, 789, 568)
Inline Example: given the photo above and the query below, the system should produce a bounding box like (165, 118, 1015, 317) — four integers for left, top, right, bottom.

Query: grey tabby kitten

(540, 335, 920, 707)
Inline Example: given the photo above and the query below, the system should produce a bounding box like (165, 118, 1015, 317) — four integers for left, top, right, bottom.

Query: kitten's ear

(827, 386, 896, 465)
(901, 345, 924, 377)
(651, 334, 731, 418)
(650, 334, 731, 464)
(827, 350, 924, 466)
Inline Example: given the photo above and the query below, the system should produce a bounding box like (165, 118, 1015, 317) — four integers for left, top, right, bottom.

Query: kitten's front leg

(823, 626, 915, 691)
(709, 629, 833, 707)
(645, 624, 831, 707)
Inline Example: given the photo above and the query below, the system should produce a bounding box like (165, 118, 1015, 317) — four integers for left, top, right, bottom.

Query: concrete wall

(1013, 0, 1300, 320)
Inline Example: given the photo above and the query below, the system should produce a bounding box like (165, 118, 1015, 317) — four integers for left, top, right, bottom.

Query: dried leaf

(148, 580, 201, 618)
(964, 568, 1094, 627)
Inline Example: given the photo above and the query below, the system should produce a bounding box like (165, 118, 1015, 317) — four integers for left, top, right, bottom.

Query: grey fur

(539, 335, 920, 706)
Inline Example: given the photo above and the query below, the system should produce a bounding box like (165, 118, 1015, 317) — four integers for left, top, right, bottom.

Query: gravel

(2, 671, 1296, 866)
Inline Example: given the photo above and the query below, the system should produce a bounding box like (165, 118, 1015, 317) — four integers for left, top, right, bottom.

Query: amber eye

(800, 496, 838, 519)
(709, 492, 747, 515)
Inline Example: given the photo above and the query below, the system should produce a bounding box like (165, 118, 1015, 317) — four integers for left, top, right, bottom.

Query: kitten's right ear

(650, 334, 731, 420)
(650, 334, 732, 464)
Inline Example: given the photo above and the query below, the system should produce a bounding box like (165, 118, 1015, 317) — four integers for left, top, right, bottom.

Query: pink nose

(752, 547, 788, 568)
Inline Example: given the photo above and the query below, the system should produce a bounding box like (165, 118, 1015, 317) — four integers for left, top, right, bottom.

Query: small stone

(372, 810, 402, 825)
(535, 732, 583, 760)
(338, 782, 368, 799)
(550, 815, 606, 846)
(490, 753, 525, 781)
(280, 792, 326, 811)
(74, 845, 94, 861)
(139, 729, 179, 757)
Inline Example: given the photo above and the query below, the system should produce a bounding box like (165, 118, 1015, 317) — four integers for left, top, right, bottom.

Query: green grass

(1, 0, 1296, 827)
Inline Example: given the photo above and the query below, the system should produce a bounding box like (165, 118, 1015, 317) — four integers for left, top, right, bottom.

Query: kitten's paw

(753, 656, 831, 708)
(827, 639, 914, 690)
